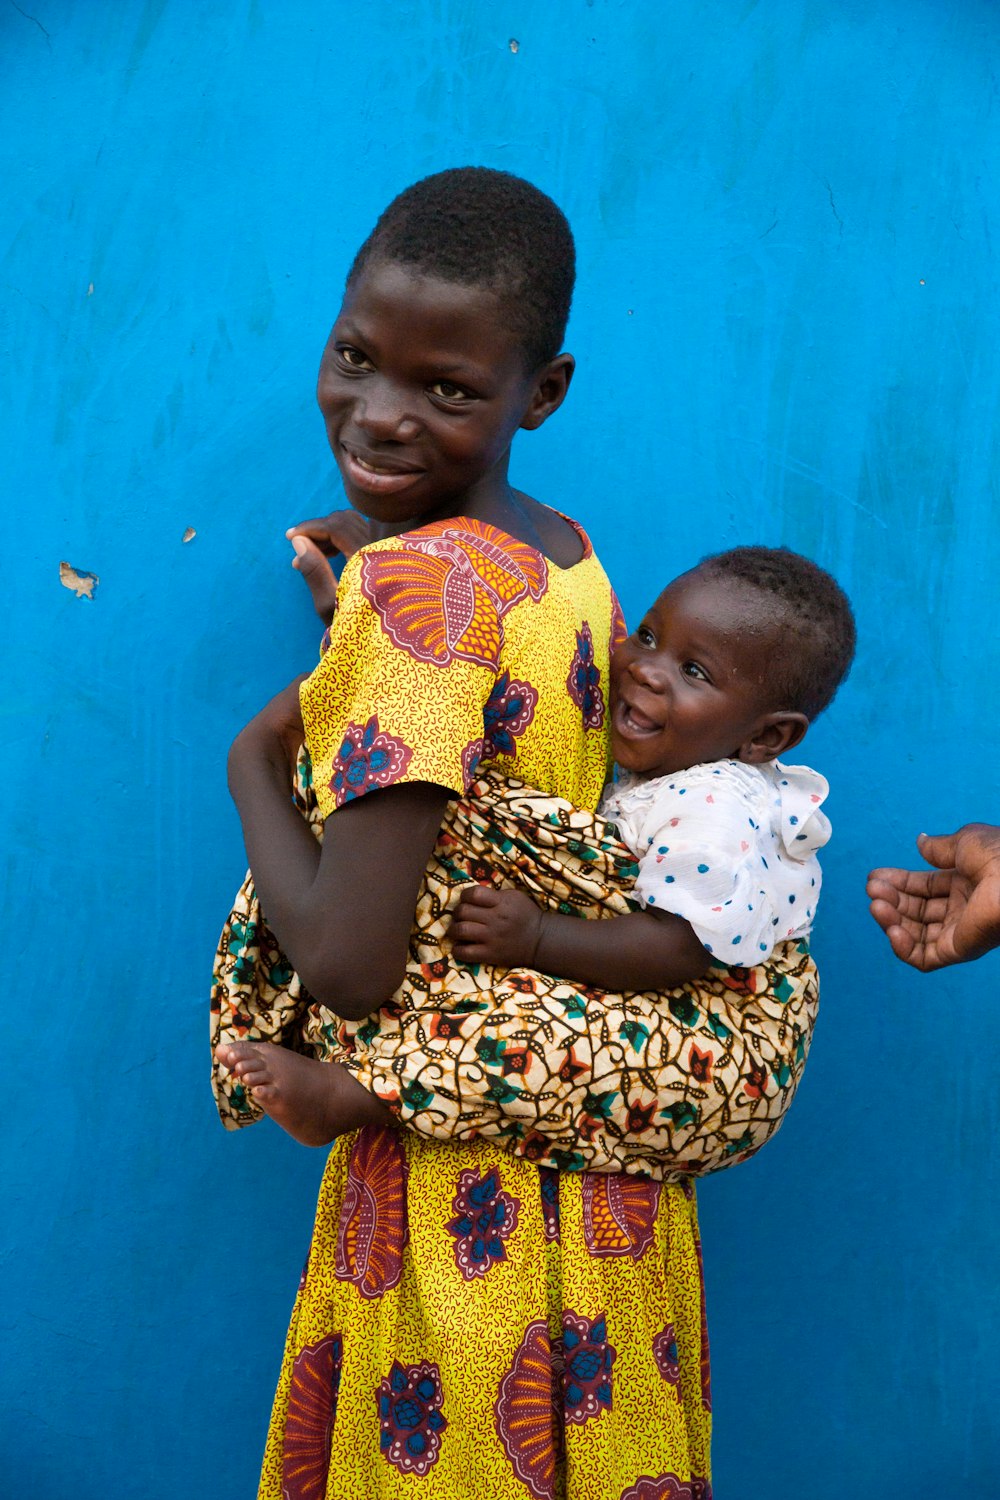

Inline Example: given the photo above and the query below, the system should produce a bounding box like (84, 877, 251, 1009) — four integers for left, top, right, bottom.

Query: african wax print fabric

(211, 766, 819, 1178)
(212, 516, 718, 1496)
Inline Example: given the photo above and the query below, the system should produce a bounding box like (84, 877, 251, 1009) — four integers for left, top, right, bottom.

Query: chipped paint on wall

(58, 560, 99, 599)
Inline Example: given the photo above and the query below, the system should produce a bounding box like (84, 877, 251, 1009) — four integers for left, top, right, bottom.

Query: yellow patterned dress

(253, 517, 713, 1498)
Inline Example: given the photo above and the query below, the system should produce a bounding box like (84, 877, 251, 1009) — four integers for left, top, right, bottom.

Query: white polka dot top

(599, 758, 831, 965)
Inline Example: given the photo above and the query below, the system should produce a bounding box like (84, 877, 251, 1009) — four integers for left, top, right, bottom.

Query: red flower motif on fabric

(561, 1310, 615, 1425)
(482, 673, 538, 760)
(329, 716, 413, 807)
(359, 519, 548, 669)
(743, 1062, 768, 1099)
(566, 622, 605, 729)
(335, 1127, 408, 1298)
(582, 1173, 661, 1259)
(282, 1334, 343, 1500)
(447, 1167, 520, 1280)
(652, 1323, 681, 1386)
(494, 1320, 561, 1499)
(376, 1360, 447, 1476)
(720, 966, 757, 996)
(688, 1043, 714, 1083)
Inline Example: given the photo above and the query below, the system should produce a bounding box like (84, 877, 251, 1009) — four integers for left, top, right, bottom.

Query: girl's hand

(867, 823, 1000, 970)
(228, 675, 308, 783)
(451, 886, 544, 968)
(286, 510, 373, 625)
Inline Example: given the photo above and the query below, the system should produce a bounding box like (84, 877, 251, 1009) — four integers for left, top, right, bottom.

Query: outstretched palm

(867, 824, 1000, 971)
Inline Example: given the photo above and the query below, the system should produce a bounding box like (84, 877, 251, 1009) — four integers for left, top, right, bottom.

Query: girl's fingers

(291, 536, 339, 624)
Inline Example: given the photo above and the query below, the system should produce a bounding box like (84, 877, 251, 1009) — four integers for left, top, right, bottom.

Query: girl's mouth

(341, 445, 425, 496)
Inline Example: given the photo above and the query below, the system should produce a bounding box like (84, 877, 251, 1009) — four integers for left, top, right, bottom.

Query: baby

(450, 544, 852, 987)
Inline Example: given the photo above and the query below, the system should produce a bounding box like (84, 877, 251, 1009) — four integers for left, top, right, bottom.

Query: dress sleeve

(630, 770, 785, 964)
(300, 543, 500, 819)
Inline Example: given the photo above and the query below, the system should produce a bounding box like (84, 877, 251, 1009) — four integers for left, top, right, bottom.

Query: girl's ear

(736, 710, 809, 765)
(520, 354, 575, 430)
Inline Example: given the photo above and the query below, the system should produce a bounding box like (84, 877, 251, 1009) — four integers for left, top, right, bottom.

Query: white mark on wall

(59, 561, 99, 599)
(509, 38, 519, 53)
(87, 282, 94, 296)
(182, 526, 196, 543)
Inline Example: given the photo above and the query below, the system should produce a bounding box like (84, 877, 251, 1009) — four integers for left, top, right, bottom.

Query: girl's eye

(681, 661, 709, 682)
(337, 345, 373, 371)
(429, 379, 474, 403)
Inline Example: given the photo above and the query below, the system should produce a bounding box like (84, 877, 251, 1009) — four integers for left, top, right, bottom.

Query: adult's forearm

(533, 910, 711, 991)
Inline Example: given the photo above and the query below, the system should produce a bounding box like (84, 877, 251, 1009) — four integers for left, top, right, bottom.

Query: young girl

(213, 166, 811, 1498)
(218, 545, 853, 1178)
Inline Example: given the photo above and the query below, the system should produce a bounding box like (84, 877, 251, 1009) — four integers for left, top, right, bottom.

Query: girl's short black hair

(698, 545, 857, 720)
(349, 167, 575, 369)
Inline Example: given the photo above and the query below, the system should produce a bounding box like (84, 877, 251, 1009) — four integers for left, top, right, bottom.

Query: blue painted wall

(4, 2, 998, 1494)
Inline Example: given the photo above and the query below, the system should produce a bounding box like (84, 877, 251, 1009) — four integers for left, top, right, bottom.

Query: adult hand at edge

(867, 823, 1000, 971)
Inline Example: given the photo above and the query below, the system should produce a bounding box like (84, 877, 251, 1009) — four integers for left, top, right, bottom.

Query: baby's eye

(429, 379, 474, 403)
(635, 624, 656, 647)
(337, 345, 373, 371)
(681, 661, 709, 682)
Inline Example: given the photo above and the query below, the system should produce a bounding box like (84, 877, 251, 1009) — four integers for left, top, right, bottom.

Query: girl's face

(610, 572, 785, 779)
(317, 260, 558, 527)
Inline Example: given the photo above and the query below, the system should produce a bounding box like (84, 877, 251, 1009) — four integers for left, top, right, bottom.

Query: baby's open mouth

(617, 700, 661, 735)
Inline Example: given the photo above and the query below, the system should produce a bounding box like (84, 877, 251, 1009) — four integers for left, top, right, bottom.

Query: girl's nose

(354, 380, 419, 442)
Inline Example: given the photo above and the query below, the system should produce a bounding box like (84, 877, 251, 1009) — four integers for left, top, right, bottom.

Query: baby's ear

(520, 354, 575, 430)
(737, 711, 809, 765)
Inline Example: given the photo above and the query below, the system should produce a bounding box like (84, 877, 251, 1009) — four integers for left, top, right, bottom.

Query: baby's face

(610, 572, 778, 779)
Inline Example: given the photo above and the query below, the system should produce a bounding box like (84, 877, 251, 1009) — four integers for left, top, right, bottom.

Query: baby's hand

(451, 886, 544, 969)
(286, 510, 373, 624)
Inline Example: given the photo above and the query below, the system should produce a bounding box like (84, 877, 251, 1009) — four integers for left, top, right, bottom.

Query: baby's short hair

(349, 167, 575, 369)
(698, 545, 856, 720)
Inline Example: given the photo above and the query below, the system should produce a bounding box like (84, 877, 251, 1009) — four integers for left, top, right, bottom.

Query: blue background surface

(3, 2, 998, 1495)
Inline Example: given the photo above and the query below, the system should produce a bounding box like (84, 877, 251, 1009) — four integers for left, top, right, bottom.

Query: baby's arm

(451, 885, 712, 988)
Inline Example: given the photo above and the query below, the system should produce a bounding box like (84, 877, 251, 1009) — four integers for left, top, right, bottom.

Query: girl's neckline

(388, 508, 594, 574)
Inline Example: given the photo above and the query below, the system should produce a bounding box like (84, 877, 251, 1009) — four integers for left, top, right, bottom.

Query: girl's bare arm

(228, 679, 450, 1019)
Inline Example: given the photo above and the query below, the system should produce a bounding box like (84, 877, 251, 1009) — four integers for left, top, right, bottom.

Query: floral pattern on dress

(566, 622, 606, 729)
(539, 1168, 560, 1242)
(335, 1128, 408, 1298)
(494, 1319, 561, 1499)
(652, 1324, 681, 1387)
(329, 716, 413, 807)
(582, 1173, 661, 1259)
(482, 672, 539, 760)
(461, 736, 485, 786)
(561, 1310, 615, 1425)
(281, 1334, 343, 1500)
(376, 1359, 447, 1476)
(620, 1477, 696, 1500)
(359, 519, 548, 670)
(446, 1167, 520, 1280)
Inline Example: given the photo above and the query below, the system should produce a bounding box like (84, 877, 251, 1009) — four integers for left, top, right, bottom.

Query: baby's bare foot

(215, 1042, 393, 1146)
